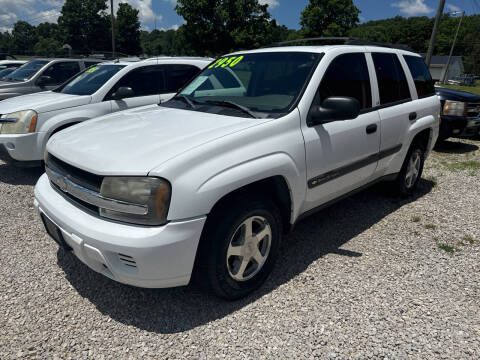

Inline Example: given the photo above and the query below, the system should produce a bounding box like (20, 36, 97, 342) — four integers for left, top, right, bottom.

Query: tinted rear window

(372, 53, 411, 105)
(165, 64, 200, 93)
(403, 55, 435, 98)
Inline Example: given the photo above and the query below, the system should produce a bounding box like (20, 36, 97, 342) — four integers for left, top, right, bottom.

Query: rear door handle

(366, 124, 377, 134)
(409, 112, 417, 121)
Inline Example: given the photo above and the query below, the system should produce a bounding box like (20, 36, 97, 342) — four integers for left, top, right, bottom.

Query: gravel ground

(1, 138, 479, 360)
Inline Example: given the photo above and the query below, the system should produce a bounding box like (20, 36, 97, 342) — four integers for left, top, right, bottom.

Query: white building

(422, 55, 465, 81)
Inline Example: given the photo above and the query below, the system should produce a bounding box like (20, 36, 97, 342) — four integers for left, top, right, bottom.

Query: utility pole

(425, 0, 446, 67)
(442, 11, 465, 84)
(110, 0, 116, 59)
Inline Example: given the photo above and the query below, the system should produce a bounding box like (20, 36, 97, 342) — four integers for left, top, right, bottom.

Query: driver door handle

(366, 124, 377, 134)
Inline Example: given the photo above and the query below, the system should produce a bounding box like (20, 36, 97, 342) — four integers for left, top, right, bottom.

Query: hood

(435, 86, 480, 103)
(0, 80, 27, 89)
(47, 106, 262, 176)
(0, 91, 91, 114)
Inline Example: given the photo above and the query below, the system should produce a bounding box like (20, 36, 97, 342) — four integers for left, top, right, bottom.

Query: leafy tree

(349, 16, 433, 52)
(140, 29, 178, 56)
(300, 0, 360, 37)
(58, 0, 110, 54)
(116, 2, 141, 55)
(174, 0, 278, 56)
(33, 37, 62, 57)
(37, 22, 66, 45)
(12, 21, 38, 55)
(0, 32, 13, 53)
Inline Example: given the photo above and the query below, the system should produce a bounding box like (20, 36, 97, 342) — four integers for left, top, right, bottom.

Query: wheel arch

(206, 175, 293, 234)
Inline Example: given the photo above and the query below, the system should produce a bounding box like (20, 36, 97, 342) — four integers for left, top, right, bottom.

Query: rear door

(162, 64, 201, 102)
(302, 51, 381, 209)
(368, 51, 416, 173)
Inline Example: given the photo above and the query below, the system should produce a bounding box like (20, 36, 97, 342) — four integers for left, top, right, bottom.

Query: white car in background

(0, 60, 27, 70)
(0, 57, 211, 165)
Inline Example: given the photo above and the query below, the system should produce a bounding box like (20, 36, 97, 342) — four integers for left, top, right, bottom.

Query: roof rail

(145, 56, 214, 61)
(268, 37, 413, 52)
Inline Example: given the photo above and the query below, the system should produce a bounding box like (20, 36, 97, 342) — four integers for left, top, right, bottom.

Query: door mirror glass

(37, 75, 55, 87)
(112, 86, 134, 100)
(308, 96, 361, 126)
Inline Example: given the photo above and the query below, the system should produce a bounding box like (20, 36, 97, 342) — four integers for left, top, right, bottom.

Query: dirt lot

(1, 139, 479, 360)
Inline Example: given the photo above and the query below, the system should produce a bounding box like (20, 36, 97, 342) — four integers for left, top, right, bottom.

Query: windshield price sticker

(86, 66, 99, 73)
(208, 56, 244, 69)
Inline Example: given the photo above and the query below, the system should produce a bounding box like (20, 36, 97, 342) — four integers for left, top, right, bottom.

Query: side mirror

(112, 86, 134, 100)
(37, 75, 55, 87)
(307, 96, 361, 126)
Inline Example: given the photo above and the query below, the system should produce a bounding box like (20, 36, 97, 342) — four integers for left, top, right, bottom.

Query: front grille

(466, 102, 480, 119)
(46, 154, 103, 192)
(46, 153, 104, 212)
(51, 181, 99, 214)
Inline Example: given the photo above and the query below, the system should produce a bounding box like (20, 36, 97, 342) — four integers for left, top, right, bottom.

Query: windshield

(0, 68, 15, 80)
(55, 65, 125, 95)
(164, 52, 321, 118)
(4, 60, 48, 82)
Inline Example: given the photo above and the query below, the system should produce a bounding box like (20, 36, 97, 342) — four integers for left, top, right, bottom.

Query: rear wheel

(197, 195, 282, 300)
(393, 142, 425, 196)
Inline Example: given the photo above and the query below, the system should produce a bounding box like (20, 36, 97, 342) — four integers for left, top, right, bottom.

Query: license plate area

(41, 213, 72, 251)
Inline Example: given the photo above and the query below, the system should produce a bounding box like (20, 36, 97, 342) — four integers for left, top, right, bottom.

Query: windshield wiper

(172, 94, 198, 109)
(205, 100, 257, 118)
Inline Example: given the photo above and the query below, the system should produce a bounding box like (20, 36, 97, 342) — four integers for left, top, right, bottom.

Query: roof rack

(268, 37, 413, 52)
(145, 56, 214, 61)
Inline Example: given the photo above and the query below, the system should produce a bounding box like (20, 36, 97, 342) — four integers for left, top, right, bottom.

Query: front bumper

(34, 173, 207, 288)
(0, 132, 42, 162)
(440, 115, 480, 138)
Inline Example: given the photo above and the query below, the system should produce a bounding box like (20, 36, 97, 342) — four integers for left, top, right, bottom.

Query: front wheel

(393, 143, 425, 196)
(197, 196, 282, 300)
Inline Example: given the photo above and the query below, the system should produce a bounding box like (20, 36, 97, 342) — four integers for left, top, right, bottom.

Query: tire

(196, 195, 282, 300)
(393, 141, 425, 196)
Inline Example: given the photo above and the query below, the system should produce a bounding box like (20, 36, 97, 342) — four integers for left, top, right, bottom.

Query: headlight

(0, 110, 38, 134)
(99, 177, 171, 226)
(443, 101, 466, 117)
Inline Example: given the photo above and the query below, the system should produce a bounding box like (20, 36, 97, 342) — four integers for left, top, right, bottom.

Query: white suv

(0, 57, 211, 165)
(34, 44, 440, 299)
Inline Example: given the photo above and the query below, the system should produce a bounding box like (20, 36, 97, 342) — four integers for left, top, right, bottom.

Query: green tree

(300, 0, 360, 37)
(12, 21, 38, 55)
(349, 16, 433, 52)
(58, 0, 110, 54)
(116, 2, 141, 55)
(0, 32, 13, 53)
(175, 0, 277, 56)
(33, 37, 62, 57)
(37, 22, 66, 45)
(140, 29, 177, 56)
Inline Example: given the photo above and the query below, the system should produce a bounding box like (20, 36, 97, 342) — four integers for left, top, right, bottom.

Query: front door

(108, 65, 163, 112)
(301, 52, 381, 211)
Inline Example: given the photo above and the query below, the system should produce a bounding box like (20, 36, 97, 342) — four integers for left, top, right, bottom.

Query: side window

(403, 55, 435, 98)
(372, 53, 411, 105)
(164, 65, 200, 93)
(106, 65, 165, 99)
(319, 53, 372, 110)
(43, 62, 81, 85)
